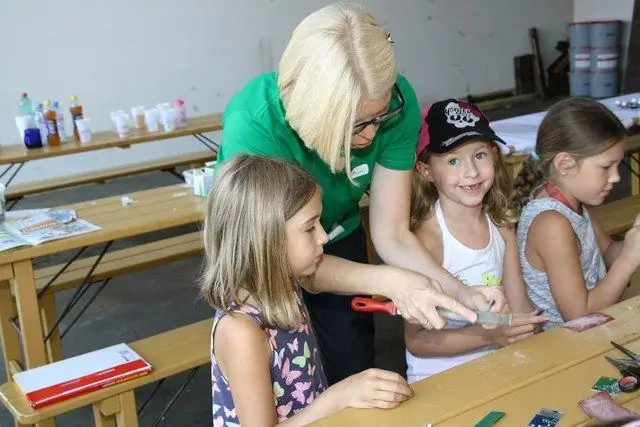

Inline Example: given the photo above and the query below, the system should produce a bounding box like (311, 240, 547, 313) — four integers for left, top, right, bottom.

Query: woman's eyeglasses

(353, 83, 404, 135)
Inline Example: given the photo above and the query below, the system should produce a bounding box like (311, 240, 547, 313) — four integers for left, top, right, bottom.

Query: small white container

(192, 168, 215, 197)
(182, 167, 200, 187)
(144, 109, 160, 132)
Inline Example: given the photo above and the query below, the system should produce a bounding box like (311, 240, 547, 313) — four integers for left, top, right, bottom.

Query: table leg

(12, 260, 47, 369)
(93, 392, 139, 427)
(0, 282, 21, 380)
(39, 294, 63, 363)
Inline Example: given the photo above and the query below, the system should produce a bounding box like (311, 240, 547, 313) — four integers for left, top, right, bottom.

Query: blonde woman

(217, 2, 505, 385)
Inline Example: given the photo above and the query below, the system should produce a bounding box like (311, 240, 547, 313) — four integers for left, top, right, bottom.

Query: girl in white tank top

(407, 100, 547, 383)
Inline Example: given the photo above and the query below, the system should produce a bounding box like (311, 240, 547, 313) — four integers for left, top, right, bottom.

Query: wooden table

(0, 113, 222, 186)
(0, 184, 204, 377)
(311, 296, 640, 426)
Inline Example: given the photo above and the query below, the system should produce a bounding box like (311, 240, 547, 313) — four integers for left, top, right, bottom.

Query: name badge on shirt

(327, 224, 345, 241)
(351, 164, 369, 179)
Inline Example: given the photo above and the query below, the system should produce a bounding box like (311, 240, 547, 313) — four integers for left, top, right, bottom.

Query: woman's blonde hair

(510, 97, 626, 217)
(410, 141, 516, 230)
(199, 155, 317, 329)
(278, 2, 396, 176)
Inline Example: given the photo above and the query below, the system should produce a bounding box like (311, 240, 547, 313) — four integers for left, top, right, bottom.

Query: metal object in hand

(350, 297, 513, 326)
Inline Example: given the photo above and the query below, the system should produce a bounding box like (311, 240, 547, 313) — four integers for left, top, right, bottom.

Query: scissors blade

(605, 355, 640, 371)
(611, 341, 640, 362)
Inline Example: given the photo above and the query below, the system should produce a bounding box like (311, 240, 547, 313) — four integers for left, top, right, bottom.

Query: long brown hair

(410, 140, 516, 230)
(199, 155, 317, 329)
(510, 97, 626, 215)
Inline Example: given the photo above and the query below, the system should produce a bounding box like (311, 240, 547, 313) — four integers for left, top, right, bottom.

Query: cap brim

(428, 132, 507, 155)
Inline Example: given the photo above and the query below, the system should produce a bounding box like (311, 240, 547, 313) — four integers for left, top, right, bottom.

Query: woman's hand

(388, 269, 477, 329)
(456, 285, 508, 314)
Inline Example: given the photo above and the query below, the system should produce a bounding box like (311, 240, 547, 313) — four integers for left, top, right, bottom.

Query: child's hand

(620, 222, 640, 266)
(486, 311, 548, 347)
(328, 368, 413, 411)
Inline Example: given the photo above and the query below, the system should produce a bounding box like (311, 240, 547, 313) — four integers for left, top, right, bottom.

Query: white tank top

(406, 200, 505, 383)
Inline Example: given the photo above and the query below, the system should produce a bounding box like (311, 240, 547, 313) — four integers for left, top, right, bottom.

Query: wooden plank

(12, 261, 46, 370)
(5, 150, 215, 200)
(33, 232, 203, 294)
(0, 184, 204, 264)
(0, 319, 213, 424)
(438, 338, 640, 426)
(310, 296, 640, 426)
(0, 286, 21, 381)
(0, 113, 222, 165)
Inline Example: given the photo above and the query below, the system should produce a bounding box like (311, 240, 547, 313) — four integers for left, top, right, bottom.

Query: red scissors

(351, 296, 513, 326)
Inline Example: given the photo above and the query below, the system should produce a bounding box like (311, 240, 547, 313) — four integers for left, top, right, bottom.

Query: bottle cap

(53, 101, 60, 108)
(43, 100, 51, 107)
(21, 92, 28, 98)
(71, 95, 77, 101)
(174, 98, 184, 106)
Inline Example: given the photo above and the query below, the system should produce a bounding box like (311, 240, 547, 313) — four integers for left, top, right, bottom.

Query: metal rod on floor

(36, 247, 88, 298)
(7, 197, 22, 211)
(44, 241, 113, 342)
(152, 368, 199, 426)
(4, 162, 25, 187)
(193, 134, 218, 152)
(0, 164, 16, 182)
(60, 278, 112, 339)
(137, 379, 167, 417)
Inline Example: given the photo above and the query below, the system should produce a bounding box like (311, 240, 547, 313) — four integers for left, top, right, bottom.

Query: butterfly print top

(210, 295, 327, 425)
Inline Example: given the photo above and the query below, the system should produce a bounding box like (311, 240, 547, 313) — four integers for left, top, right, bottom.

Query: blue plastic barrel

(570, 49, 591, 71)
(590, 70, 619, 99)
(570, 71, 591, 97)
(589, 20, 621, 48)
(568, 22, 591, 48)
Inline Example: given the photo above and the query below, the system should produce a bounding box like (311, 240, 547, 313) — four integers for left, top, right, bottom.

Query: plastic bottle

(34, 103, 46, 144)
(53, 101, 67, 142)
(173, 99, 188, 128)
(19, 93, 33, 117)
(69, 95, 84, 140)
(43, 100, 60, 146)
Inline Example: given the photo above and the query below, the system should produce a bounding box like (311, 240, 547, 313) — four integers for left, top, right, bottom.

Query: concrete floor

(0, 96, 633, 426)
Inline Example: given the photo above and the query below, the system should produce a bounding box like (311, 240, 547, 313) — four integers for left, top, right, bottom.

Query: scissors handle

(611, 341, 640, 362)
(619, 374, 640, 393)
(351, 297, 399, 316)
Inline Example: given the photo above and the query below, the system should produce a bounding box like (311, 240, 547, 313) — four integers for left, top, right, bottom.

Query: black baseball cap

(416, 99, 506, 156)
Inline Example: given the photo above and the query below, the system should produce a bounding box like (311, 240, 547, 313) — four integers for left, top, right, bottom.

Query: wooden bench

(0, 318, 212, 426)
(9, 231, 205, 366)
(5, 150, 214, 204)
(591, 195, 640, 236)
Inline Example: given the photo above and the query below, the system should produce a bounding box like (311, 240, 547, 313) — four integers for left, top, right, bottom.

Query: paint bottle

(174, 99, 188, 128)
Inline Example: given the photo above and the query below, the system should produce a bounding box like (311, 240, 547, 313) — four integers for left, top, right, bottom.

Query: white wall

(0, 0, 573, 184)
(573, 0, 635, 74)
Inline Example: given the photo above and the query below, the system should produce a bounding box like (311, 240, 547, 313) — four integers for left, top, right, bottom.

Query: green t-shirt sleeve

(217, 111, 288, 166)
(376, 75, 422, 171)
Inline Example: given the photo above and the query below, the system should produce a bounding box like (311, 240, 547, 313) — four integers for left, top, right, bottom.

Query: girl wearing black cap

(404, 99, 547, 383)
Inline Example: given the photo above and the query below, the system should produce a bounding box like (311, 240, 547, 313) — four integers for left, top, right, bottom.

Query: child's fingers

(506, 324, 535, 337)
